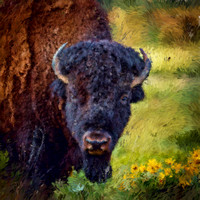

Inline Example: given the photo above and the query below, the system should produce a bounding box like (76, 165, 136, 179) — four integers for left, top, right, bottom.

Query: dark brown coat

(0, 0, 111, 189)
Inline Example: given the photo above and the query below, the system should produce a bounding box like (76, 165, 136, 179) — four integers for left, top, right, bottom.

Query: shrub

(0, 151, 9, 171)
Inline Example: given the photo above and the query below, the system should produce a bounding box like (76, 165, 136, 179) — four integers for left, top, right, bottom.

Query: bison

(0, 0, 151, 194)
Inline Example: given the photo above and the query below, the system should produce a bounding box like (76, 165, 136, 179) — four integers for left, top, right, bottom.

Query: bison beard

(83, 153, 112, 183)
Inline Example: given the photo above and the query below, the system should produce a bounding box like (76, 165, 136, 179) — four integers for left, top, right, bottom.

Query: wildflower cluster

(120, 148, 200, 191)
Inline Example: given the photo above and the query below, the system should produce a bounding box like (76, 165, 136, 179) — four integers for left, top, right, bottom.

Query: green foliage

(175, 130, 200, 152)
(53, 170, 119, 200)
(0, 151, 9, 171)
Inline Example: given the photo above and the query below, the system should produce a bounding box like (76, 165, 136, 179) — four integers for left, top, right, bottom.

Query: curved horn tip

(139, 48, 144, 54)
(52, 42, 68, 70)
(139, 48, 148, 62)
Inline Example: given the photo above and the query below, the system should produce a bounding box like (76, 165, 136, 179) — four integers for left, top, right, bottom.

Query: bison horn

(52, 43, 69, 84)
(131, 48, 152, 88)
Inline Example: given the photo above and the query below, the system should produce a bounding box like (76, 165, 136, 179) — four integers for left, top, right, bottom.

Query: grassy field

(0, 0, 200, 199)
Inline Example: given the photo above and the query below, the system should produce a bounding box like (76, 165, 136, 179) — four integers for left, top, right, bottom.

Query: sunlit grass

(142, 45, 200, 75)
(112, 75, 200, 175)
(109, 6, 200, 45)
(109, 7, 147, 47)
(109, 6, 200, 76)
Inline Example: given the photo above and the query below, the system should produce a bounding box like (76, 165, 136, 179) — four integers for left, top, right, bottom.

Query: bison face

(52, 40, 151, 182)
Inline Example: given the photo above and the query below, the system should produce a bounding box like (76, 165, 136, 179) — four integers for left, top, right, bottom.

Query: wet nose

(83, 131, 111, 155)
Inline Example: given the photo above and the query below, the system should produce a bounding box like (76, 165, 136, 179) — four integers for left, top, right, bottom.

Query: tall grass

(109, 5, 200, 76)
(144, 46, 200, 75)
(112, 76, 200, 170)
(109, 6, 200, 45)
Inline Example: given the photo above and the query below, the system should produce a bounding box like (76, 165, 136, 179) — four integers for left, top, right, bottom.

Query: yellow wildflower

(172, 163, 183, 173)
(165, 158, 175, 165)
(179, 176, 191, 188)
(191, 149, 200, 159)
(191, 149, 200, 165)
(184, 164, 196, 176)
(130, 173, 136, 179)
(131, 164, 138, 173)
(159, 172, 165, 180)
(158, 172, 166, 185)
(147, 166, 156, 174)
(164, 168, 172, 177)
(194, 157, 200, 165)
(147, 159, 162, 174)
(123, 174, 127, 180)
(139, 165, 146, 173)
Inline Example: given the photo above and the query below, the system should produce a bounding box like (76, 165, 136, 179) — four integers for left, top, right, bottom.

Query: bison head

(52, 40, 151, 182)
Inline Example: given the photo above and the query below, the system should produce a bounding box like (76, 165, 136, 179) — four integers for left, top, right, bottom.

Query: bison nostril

(83, 131, 111, 154)
(85, 138, 108, 145)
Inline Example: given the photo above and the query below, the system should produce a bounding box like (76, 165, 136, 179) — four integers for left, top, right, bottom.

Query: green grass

(112, 75, 200, 170)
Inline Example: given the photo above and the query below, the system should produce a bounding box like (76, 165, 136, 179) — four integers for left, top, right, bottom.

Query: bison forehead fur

(54, 40, 145, 103)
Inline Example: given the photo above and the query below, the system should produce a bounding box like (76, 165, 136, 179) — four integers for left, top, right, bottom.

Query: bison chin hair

(82, 153, 112, 183)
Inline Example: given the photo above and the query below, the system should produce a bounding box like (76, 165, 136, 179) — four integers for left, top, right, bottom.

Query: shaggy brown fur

(0, 0, 111, 198)
(0, 0, 111, 133)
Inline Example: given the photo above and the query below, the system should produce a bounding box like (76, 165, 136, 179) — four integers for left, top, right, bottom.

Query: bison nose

(83, 131, 111, 155)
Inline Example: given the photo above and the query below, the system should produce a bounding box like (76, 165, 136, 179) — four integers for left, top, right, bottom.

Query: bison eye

(120, 94, 129, 104)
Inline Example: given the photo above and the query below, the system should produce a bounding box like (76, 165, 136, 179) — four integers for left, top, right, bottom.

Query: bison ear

(130, 85, 144, 103)
(51, 79, 67, 99)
